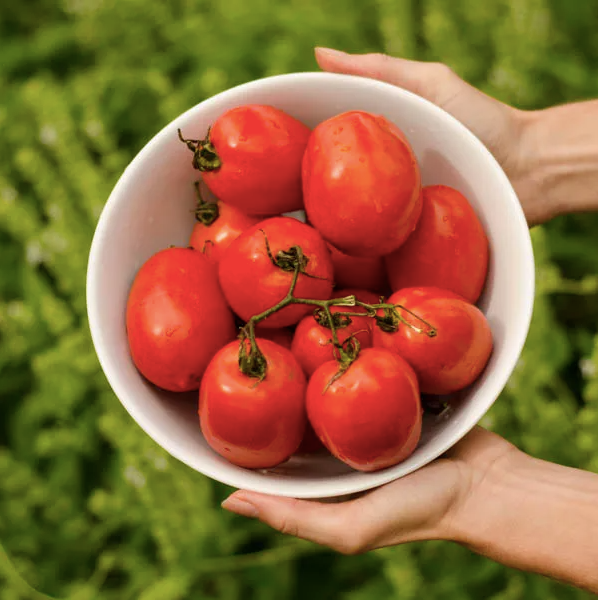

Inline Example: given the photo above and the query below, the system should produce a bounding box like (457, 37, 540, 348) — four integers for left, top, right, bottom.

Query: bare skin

(222, 49, 598, 595)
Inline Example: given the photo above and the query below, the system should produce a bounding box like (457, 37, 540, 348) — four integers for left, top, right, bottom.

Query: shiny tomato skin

(373, 287, 493, 394)
(291, 310, 370, 378)
(126, 247, 236, 392)
(201, 105, 311, 216)
(199, 339, 307, 469)
(189, 200, 260, 263)
(218, 217, 334, 328)
(253, 325, 294, 350)
(306, 348, 422, 472)
(328, 244, 389, 293)
(385, 185, 489, 303)
(291, 288, 378, 377)
(302, 111, 422, 257)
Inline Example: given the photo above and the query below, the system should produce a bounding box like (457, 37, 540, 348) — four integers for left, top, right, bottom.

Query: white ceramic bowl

(87, 72, 534, 499)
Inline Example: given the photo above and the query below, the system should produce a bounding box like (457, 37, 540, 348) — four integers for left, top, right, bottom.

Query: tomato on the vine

(199, 339, 307, 469)
(126, 247, 236, 392)
(331, 288, 380, 330)
(373, 287, 493, 395)
(291, 288, 379, 376)
(307, 348, 422, 472)
(179, 105, 311, 216)
(189, 183, 260, 262)
(218, 217, 334, 328)
(302, 110, 422, 257)
(385, 185, 489, 303)
(328, 244, 388, 293)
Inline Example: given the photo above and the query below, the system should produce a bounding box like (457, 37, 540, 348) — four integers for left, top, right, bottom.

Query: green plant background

(1, 0, 598, 598)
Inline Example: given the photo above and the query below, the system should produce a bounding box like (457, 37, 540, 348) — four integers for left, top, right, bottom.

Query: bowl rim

(86, 71, 535, 498)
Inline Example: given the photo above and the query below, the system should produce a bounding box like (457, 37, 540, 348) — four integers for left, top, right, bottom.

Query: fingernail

(222, 495, 259, 519)
(315, 47, 349, 58)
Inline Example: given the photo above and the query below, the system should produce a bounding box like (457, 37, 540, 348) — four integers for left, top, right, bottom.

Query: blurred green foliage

(1, 0, 598, 598)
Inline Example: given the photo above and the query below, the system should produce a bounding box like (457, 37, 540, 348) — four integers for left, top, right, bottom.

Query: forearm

(453, 451, 598, 593)
(516, 100, 598, 224)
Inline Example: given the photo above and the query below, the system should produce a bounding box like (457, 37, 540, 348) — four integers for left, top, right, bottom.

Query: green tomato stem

(238, 248, 437, 382)
(178, 127, 222, 172)
(193, 180, 220, 226)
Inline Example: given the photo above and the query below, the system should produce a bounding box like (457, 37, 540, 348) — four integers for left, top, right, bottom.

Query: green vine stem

(237, 240, 437, 384)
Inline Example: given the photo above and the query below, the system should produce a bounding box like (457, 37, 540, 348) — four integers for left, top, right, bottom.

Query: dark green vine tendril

(352, 300, 437, 337)
(375, 305, 401, 333)
(178, 127, 222, 172)
(236, 242, 437, 383)
(193, 180, 220, 226)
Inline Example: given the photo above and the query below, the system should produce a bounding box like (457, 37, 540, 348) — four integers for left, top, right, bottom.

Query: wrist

(442, 443, 598, 593)
(511, 101, 598, 224)
(506, 108, 562, 226)
(436, 437, 530, 547)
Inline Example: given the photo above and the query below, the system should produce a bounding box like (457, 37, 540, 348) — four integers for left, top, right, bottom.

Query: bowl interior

(87, 73, 534, 498)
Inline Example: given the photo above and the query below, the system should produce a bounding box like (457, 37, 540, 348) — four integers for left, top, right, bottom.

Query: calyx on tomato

(178, 128, 221, 172)
(234, 252, 438, 389)
(192, 181, 219, 226)
(313, 308, 352, 330)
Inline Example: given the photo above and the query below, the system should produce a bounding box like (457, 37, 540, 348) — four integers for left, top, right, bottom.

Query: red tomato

(199, 339, 307, 468)
(218, 217, 334, 328)
(253, 325, 294, 350)
(126, 248, 236, 392)
(302, 111, 422, 257)
(373, 287, 493, 394)
(291, 288, 378, 377)
(189, 196, 260, 263)
(306, 348, 422, 472)
(180, 105, 311, 216)
(385, 185, 489, 303)
(291, 310, 370, 378)
(295, 422, 327, 455)
(328, 244, 389, 293)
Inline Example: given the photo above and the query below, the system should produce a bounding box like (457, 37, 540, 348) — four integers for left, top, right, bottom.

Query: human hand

(221, 427, 518, 554)
(312, 48, 553, 227)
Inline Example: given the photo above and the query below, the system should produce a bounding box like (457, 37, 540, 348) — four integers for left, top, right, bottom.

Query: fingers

(314, 47, 460, 106)
(222, 491, 369, 554)
(314, 47, 524, 204)
(222, 457, 463, 553)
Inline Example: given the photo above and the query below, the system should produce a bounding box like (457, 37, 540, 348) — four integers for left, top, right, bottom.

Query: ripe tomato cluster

(126, 104, 492, 473)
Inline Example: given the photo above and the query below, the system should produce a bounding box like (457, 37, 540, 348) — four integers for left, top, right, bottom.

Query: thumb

(222, 491, 368, 554)
(314, 47, 460, 106)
